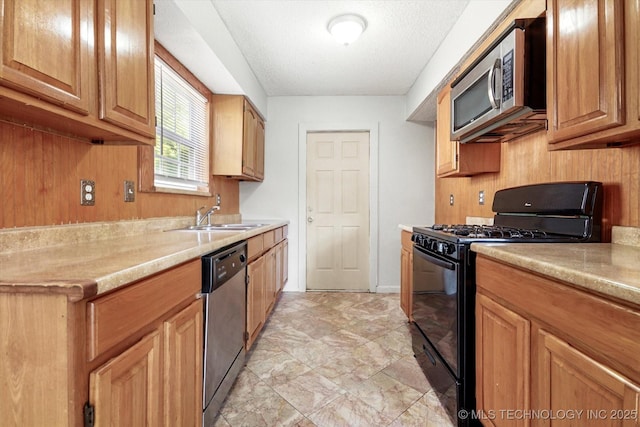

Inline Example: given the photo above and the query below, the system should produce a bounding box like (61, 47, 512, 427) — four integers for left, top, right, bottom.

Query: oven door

(412, 245, 460, 377)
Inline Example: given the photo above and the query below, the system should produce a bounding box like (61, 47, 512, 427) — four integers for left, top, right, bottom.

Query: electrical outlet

(479, 190, 485, 205)
(124, 180, 135, 202)
(216, 193, 221, 205)
(449, 194, 454, 206)
(81, 179, 95, 206)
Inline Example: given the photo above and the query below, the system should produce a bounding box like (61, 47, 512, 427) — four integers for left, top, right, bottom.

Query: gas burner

(432, 224, 550, 240)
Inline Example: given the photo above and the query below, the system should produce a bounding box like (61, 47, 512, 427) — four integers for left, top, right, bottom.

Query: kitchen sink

(175, 223, 268, 232)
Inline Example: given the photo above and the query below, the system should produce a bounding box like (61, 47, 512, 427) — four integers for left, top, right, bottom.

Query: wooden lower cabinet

(282, 239, 289, 287)
(535, 328, 640, 427)
(476, 293, 530, 427)
(90, 329, 162, 426)
(476, 256, 640, 427)
(400, 230, 413, 319)
(163, 300, 203, 427)
(246, 255, 265, 350)
(264, 247, 277, 315)
(0, 260, 202, 426)
(245, 227, 289, 351)
(88, 263, 203, 427)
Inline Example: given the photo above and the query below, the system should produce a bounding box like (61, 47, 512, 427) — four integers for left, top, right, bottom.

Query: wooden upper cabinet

(0, 0, 91, 114)
(435, 85, 457, 177)
(547, 0, 640, 149)
(242, 101, 257, 177)
(98, 0, 155, 137)
(212, 94, 265, 181)
(255, 117, 265, 180)
(436, 84, 501, 178)
(0, 0, 154, 145)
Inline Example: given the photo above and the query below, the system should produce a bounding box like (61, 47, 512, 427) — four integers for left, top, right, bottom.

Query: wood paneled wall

(435, 131, 640, 242)
(0, 121, 239, 229)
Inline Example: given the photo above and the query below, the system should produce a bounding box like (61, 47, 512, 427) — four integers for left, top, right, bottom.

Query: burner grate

(433, 224, 550, 240)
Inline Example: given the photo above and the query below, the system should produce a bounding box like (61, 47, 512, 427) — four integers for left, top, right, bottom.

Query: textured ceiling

(210, 0, 470, 96)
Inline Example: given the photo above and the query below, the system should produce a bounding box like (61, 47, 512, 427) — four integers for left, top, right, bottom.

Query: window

(154, 56, 209, 193)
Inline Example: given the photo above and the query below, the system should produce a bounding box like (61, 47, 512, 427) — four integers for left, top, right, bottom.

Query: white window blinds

(154, 57, 209, 192)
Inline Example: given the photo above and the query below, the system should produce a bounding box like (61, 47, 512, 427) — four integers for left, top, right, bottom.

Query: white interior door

(306, 131, 370, 291)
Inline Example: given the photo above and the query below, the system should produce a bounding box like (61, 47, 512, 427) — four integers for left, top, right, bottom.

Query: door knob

(307, 217, 314, 223)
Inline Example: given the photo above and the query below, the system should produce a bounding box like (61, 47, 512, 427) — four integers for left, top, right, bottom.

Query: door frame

(298, 122, 379, 292)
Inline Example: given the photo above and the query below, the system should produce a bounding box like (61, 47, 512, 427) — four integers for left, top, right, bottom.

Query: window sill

(142, 185, 211, 197)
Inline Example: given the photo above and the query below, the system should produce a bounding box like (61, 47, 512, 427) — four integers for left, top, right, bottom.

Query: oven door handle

(414, 246, 456, 270)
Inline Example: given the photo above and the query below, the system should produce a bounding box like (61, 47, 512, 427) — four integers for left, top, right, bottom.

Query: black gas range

(410, 181, 603, 426)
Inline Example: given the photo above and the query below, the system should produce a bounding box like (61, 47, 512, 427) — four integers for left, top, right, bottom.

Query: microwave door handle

(487, 58, 501, 109)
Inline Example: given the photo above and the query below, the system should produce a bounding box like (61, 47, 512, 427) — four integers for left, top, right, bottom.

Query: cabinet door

(436, 84, 457, 176)
(164, 300, 203, 427)
(282, 239, 289, 286)
(400, 246, 411, 319)
(476, 293, 530, 427)
(400, 230, 413, 320)
(246, 256, 265, 350)
(254, 117, 265, 181)
(242, 101, 257, 177)
(98, 0, 155, 137)
(535, 329, 640, 426)
(90, 329, 162, 427)
(0, 0, 91, 114)
(275, 241, 283, 294)
(264, 248, 277, 316)
(547, 0, 625, 143)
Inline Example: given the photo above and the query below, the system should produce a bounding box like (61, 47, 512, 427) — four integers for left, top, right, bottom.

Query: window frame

(138, 42, 213, 197)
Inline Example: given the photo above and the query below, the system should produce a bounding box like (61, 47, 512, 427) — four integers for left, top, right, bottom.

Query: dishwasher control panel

(202, 241, 247, 292)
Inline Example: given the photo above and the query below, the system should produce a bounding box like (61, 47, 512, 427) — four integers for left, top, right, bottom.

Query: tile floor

(212, 292, 455, 427)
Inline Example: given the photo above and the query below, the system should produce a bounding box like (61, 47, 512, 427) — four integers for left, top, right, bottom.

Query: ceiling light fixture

(327, 14, 367, 45)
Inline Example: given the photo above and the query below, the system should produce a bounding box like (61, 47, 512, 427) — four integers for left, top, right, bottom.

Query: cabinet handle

(195, 292, 206, 299)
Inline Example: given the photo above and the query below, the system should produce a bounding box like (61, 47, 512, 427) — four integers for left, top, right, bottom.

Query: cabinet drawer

(274, 227, 283, 244)
(263, 230, 276, 249)
(247, 235, 264, 261)
(87, 260, 200, 361)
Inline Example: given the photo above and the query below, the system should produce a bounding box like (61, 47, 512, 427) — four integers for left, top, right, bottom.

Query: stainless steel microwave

(450, 18, 546, 143)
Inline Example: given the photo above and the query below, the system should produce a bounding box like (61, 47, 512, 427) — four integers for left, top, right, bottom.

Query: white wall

(155, 0, 268, 116)
(406, 0, 512, 119)
(240, 96, 434, 293)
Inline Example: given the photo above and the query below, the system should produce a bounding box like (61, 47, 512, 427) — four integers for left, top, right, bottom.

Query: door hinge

(83, 402, 95, 427)
(244, 331, 249, 342)
(246, 274, 250, 286)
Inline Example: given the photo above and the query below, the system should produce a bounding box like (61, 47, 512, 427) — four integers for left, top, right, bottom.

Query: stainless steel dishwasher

(201, 241, 247, 426)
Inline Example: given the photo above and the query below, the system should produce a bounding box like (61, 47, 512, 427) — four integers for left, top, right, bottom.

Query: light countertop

(0, 217, 288, 301)
(471, 226, 640, 307)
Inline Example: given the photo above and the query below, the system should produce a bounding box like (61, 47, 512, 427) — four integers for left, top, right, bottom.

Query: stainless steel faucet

(196, 205, 221, 226)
